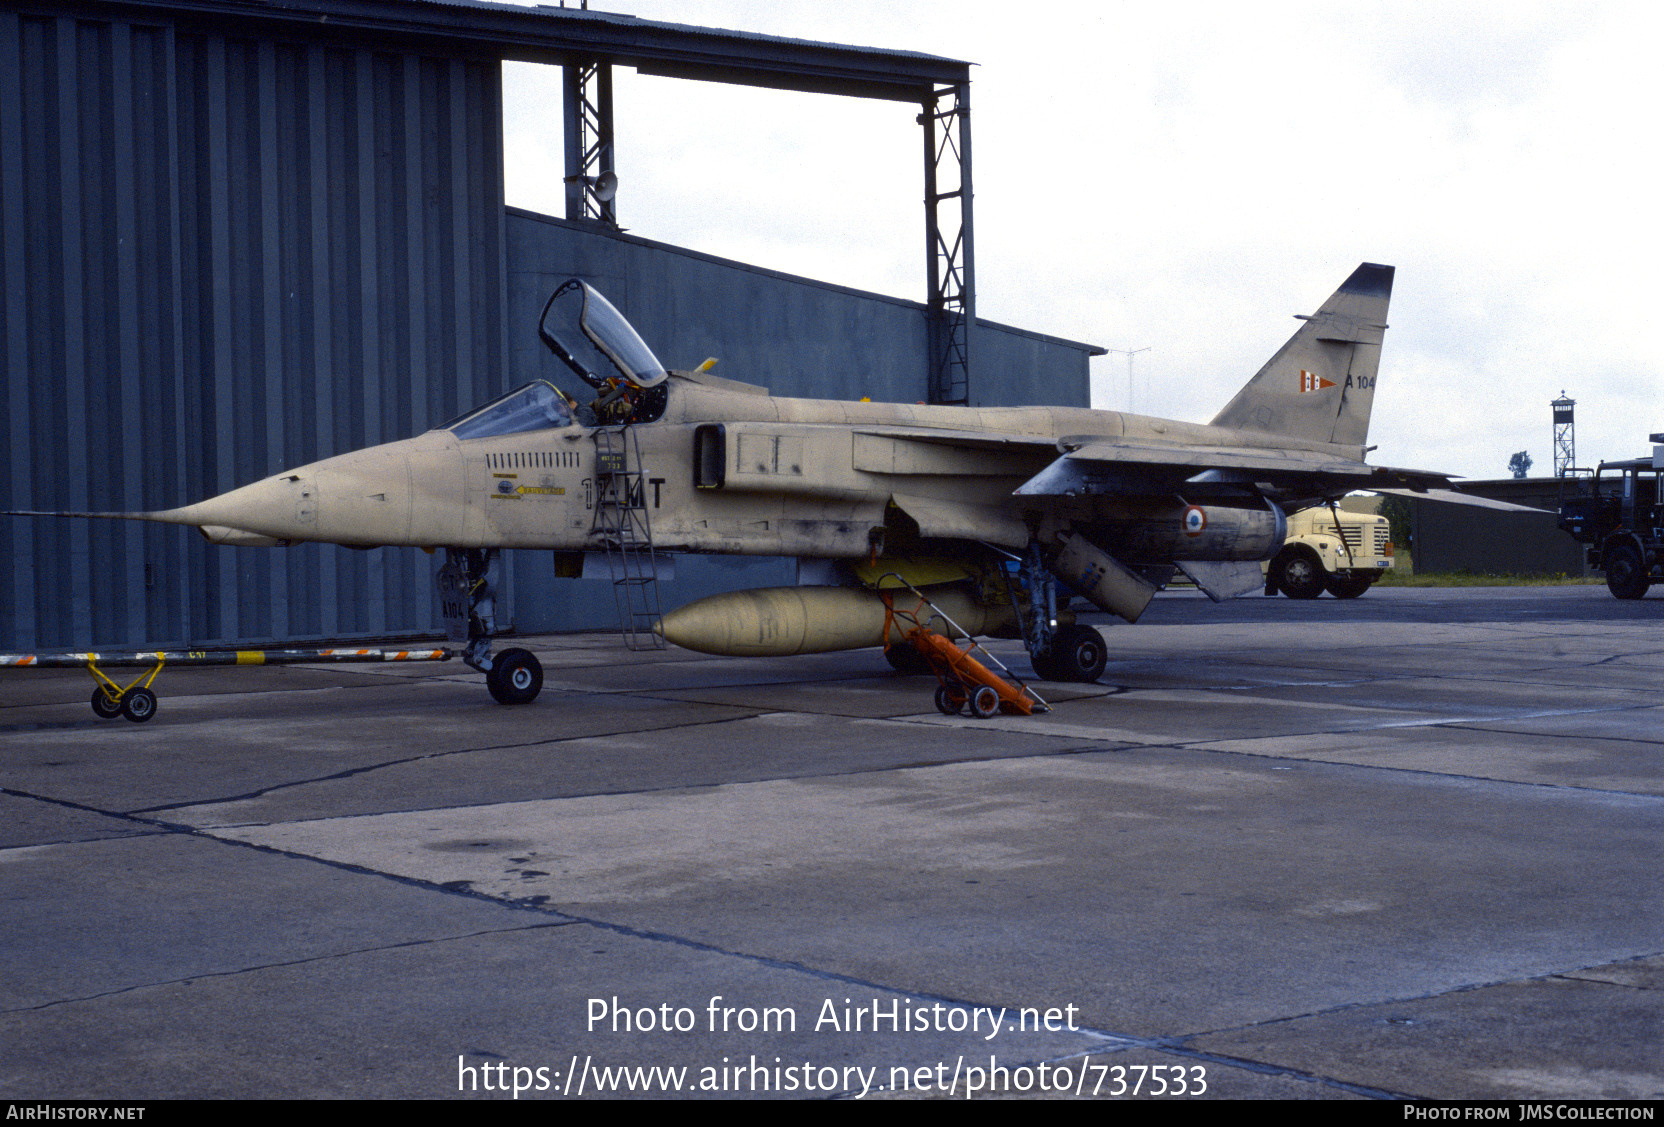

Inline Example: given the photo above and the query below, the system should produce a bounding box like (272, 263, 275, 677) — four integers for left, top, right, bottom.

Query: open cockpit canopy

(539, 279, 668, 391)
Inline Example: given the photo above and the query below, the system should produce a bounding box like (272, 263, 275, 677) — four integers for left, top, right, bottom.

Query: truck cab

(1558, 452, 1664, 599)
(1265, 505, 1394, 598)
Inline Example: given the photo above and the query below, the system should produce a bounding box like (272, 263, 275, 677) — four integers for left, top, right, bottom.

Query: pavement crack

(4, 921, 575, 1015)
(1447, 721, 1664, 749)
(1168, 951, 1664, 1057)
(1183, 743, 1664, 799)
(129, 712, 769, 814)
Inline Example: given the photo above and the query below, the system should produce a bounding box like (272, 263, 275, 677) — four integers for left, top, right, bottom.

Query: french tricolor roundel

(1299, 369, 1336, 393)
(1183, 505, 1207, 537)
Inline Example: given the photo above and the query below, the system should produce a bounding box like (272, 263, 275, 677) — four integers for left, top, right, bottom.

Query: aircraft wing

(1012, 439, 1543, 512)
(1015, 439, 1381, 497)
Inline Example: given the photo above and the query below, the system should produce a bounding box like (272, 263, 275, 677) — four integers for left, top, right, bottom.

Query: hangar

(1, 0, 1101, 649)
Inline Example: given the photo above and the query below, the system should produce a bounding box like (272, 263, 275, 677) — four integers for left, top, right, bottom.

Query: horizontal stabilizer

(1372, 488, 1547, 514)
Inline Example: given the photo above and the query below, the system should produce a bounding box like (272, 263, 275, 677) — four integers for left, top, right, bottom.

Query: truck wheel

(1272, 549, 1325, 599)
(1326, 571, 1375, 599)
(1605, 544, 1649, 600)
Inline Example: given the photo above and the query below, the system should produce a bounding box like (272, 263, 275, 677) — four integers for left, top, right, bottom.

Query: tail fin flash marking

(1211, 263, 1394, 448)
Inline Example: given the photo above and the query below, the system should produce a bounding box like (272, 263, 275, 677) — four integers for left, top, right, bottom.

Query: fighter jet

(10, 264, 1503, 704)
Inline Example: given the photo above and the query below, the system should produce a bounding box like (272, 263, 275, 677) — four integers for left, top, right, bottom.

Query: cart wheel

(120, 687, 158, 723)
(487, 648, 543, 704)
(91, 688, 123, 719)
(970, 685, 1001, 719)
(934, 684, 967, 716)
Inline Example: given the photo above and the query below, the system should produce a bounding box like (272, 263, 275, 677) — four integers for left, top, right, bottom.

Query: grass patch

(1375, 569, 1601, 587)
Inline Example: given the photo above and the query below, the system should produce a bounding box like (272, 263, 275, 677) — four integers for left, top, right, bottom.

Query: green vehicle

(1558, 448, 1663, 599)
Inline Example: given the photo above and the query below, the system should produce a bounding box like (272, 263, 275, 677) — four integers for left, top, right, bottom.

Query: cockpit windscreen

(446, 381, 576, 439)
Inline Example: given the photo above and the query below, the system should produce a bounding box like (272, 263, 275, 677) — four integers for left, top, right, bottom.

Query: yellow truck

(1265, 506, 1395, 598)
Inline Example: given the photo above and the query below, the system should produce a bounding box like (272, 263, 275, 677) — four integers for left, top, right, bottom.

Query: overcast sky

(501, 1, 1661, 481)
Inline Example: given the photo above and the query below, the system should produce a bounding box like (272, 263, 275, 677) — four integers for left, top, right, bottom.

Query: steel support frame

(1552, 395, 1576, 478)
(921, 81, 974, 406)
(563, 59, 616, 225)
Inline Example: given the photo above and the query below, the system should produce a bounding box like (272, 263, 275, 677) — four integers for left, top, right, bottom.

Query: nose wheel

(486, 648, 544, 705)
(440, 548, 544, 704)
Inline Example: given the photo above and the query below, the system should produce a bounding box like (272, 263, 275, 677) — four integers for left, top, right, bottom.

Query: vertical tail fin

(1209, 263, 1394, 447)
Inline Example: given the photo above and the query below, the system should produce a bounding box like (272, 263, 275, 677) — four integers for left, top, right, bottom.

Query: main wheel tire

(1272, 549, 1326, 600)
(934, 683, 967, 716)
(487, 648, 544, 704)
(1326, 571, 1375, 599)
(1605, 544, 1649, 600)
(884, 644, 932, 675)
(1046, 624, 1108, 683)
(969, 684, 1001, 719)
(91, 688, 123, 719)
(1029, 649, 1063, 681)
(120, 686, 158, 723)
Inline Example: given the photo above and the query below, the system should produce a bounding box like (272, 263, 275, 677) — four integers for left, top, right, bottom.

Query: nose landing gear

(440, 548, 544, 705)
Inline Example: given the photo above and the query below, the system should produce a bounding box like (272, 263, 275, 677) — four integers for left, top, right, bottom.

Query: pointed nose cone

(161, 472, 322, 546)
(151, 431, 464, 548)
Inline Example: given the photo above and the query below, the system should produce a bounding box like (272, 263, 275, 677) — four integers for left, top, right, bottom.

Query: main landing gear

(439, 548, 543, 705)
(1015, 542, 1108, 683)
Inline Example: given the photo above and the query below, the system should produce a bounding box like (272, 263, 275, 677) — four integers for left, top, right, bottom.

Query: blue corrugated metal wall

(1, 9, 506, 649)
(1, 12, 1095, 649)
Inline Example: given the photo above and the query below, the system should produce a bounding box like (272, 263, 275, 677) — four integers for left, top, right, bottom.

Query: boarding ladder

(590, 425, 665, 650)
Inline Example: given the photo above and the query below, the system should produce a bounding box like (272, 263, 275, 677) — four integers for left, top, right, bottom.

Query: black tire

(1045, 624, 1108, 683)
(1272, 548, 1325, 599)
(91, 688, 123, 719)
(969, 684, 1001, 719)
(934, 683, 967, 716)
(120, 687, 158, 723)
(1029, 648, 1062, 681)
(1326, 571, 1375, 599)
(1605, 544, 1649, 600)
(487, 648, 544, 704)
(885, 644, 932, 675)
